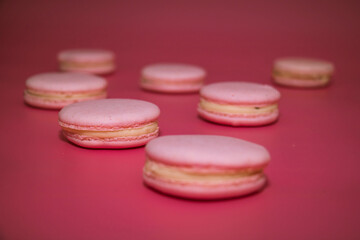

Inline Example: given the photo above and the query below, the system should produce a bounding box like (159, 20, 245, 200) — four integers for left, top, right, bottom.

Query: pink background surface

(1, 0, 360, 239)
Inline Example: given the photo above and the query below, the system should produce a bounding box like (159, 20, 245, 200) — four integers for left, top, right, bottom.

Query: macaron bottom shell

(24, 91, 107, 109)
(60, 63, 115, 75)
(140, 79, 203, 93)
(143, 172, 267, 200)
(273, 76, 330, 88)
(63, 130, 159, 149)
(197, 106, 279, 126)
(60, 122, 159, 149)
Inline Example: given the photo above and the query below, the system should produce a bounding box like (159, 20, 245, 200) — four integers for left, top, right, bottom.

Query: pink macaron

(198, 82, 281, 126)
(58, 49, 115, 75)
(58, 99, 160, 149)
(272, 57, 334, 88)
(24, 72, 107, 109)
(143, 135, 270, 200)
(140, 63, 206, 93)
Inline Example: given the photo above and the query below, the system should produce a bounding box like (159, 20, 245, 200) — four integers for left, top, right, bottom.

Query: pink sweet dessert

(143, 135, 270, 200)
(24, 72, 107, 109)
(272, 57, 334, 88)
(58, 49, 115, 75)
(198, 82, 281, 126)
(58, 99, 160, 149)
(140, 63, 206, 93)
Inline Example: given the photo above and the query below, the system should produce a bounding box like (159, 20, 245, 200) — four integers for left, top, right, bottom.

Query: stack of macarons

(23, 49, 334, 200)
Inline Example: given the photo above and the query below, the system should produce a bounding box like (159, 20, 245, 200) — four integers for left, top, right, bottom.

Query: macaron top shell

(59, 99, 160, 130)
(142, 63, 206, 82)
(26, 72, 107, 93)
(274, 57, 334, 74)
(146, 135, 270, 169)
(58, 49, 115, 62)
(200, 82, 281, 105)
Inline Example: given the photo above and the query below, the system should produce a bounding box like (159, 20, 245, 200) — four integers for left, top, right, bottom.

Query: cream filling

(62, 122, 158, 138)
(272, 69, 331, 81)
(144, 159, 263, 184)
(60, 60, 114, 69)
(25, 89, 106, 100)
(199, 98, 277, 115)
(141, 78, 203, 85)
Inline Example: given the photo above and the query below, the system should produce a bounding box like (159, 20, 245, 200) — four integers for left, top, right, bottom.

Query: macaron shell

(64, 130, 159, 149)
(143, 173, 267, 200)
(142, 63, 206, 82)
(24, 91, 106, 110)
(273, 57, 334, 75)
(198, 107, 279, 126)
(61, 65, 115, 75)
(145, 135, 270, 169)
(273, 76, 330, 88)
(25, 72, 107, 92)
(59, 99, 160, 130)
(200, 82, 281, 105)
(141, 81, 203, 93)
(58, 49, 115, 62)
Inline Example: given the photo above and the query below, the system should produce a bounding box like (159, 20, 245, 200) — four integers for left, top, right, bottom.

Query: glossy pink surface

(1, 0, 360, 239)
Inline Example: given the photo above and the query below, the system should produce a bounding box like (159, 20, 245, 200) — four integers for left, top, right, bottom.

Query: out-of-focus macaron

(272, 57, 334, 88)
(140, 63, 206, 93)
(24, 72, 107, 109)
(58, 99, 160, 149)
(143, 135, 270, 200)
(58, 49, 115, 75)
(198, 82, 281, 126)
